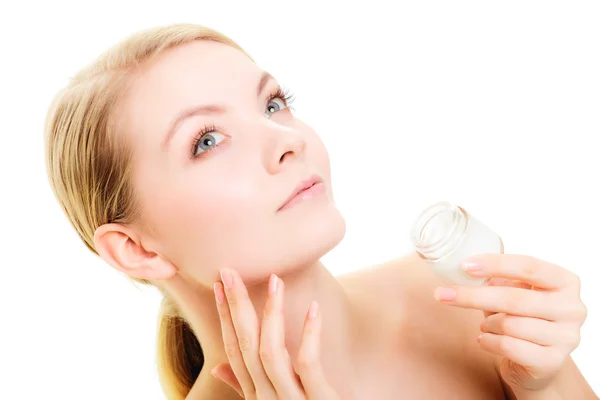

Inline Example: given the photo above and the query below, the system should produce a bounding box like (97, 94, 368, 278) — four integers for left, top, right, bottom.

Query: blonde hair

(44, 23, 253, 400)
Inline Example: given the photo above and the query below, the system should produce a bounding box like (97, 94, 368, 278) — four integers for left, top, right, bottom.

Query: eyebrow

(162, 71, 275, 148)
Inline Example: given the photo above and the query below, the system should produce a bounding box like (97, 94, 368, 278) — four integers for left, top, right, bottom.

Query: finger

(211, 363, 245, 398)
(296, 301, 340, 400)
(220, 269, 278, 399)
(462, 254, 575, 290)
(483, 278, 532, 318)
(434, 285, 563, 320)
(481, 313, 561, 346)
(260, 275, 305, 398)
(477, 333, 565, 375)
(487, 277, 532, 290)
(214, 281, 257, 398)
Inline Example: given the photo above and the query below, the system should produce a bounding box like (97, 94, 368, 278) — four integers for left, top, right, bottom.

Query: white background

(1, 1, 598, 399)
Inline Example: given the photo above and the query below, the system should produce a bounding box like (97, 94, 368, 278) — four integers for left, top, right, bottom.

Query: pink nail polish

(268, 274, 278, 295)
(434, 287, 457, 302)
(220, 269, 234, 289)
(462, 261, 482, 273)
(308, 301, 319, 320)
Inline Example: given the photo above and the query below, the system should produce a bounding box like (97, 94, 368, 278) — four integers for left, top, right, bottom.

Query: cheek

(179, 176, 259, 230)
(149, 173, 263, 270)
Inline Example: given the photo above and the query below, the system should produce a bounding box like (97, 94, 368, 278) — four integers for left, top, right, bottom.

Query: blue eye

(191, 127, 226, 158)
(265, 98, 286, 118)
(264, 86, 295, 118)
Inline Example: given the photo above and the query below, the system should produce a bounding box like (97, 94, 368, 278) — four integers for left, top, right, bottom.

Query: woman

(44, 23, 596, 400)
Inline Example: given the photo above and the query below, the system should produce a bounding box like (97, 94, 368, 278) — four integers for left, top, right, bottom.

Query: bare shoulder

(337, 252, 486, 328)
(336, 252, 445, 308)
(338, 254, 507, 398)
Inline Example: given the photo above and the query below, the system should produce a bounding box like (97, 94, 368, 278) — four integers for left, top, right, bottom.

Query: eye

(265, 98, 286, 118)
(193, 131, 226, 157)
(264, 86, 295, 118)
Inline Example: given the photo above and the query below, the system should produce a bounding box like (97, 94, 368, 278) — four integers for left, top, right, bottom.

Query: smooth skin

(213, 270, 339, 399)
(194, 254, 597, 400)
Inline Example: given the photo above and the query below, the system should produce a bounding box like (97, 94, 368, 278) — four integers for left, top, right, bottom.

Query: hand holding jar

(411, 202, 588, 396)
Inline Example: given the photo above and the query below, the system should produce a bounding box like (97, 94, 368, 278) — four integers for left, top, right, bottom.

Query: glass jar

(410, 201, 504, 286)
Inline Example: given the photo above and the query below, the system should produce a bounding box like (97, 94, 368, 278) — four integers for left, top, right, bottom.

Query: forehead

(129, 40, 258, 108)
(119, 40, 262, 166)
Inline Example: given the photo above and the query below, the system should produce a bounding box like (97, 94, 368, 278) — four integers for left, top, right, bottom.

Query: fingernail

(434, 287, 457, 302)
(308, 301, 319, 320)
(477, 334, 483, 343)
(214, 282, 225, 304)
(268, 274, 278, 295)
(462, 260, 482, 273)
(220, 269, 234, 289)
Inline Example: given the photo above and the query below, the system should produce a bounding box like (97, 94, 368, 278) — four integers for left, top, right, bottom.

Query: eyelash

(269, 86, 296, 112)
(189, 86, 296, 159)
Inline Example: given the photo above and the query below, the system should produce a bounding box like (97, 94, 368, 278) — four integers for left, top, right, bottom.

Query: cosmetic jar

(410, 202, 504, 286)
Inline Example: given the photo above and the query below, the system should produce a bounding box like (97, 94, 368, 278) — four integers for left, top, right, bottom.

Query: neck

(164, 261, 364, 398)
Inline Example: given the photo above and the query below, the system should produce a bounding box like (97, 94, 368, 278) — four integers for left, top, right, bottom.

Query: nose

(264, 122, 306, 174)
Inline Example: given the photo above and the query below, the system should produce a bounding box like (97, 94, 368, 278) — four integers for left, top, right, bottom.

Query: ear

(93, 223, 177, 281)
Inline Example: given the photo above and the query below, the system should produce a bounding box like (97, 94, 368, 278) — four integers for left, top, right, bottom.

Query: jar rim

(410, 201, 466, 255)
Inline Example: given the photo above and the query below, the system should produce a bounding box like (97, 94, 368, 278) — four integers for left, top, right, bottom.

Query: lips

(278, 174, 323, 211)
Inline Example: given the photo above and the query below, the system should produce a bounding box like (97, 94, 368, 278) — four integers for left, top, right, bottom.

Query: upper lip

(278, 174, 323, 210)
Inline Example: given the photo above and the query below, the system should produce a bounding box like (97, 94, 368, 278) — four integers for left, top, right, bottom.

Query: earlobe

(93, 223, 177, 281)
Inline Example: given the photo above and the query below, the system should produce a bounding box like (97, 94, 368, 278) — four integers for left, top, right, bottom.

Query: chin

(288, 208, 346, 263)
(235, 205, 346, 285)
(279, 204, 346, 271)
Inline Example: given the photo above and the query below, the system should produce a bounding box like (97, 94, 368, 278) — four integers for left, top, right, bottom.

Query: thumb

(211, 363, 244, 398)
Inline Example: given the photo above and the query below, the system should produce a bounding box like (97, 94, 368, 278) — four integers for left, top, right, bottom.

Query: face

(120, 40, 346, 287)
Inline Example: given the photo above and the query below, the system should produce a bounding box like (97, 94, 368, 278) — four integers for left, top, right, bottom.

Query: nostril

(280, 151, 293, 163)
